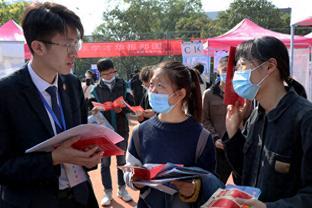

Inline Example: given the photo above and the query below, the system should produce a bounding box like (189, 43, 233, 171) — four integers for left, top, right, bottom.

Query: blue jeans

(101, 132, 128, 190)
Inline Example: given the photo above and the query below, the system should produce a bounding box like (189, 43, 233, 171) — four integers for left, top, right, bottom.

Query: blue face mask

(232, 62, 268, 100)
(148, 91, 175, 113)
(220, 73, 227, 83)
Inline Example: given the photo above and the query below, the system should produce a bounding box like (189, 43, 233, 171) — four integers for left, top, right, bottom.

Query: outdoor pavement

(89, 118, 139, 208)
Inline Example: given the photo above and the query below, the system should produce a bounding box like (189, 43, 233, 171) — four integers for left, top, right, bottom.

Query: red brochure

(92, 96, 144, 113)
(119, 164, 167, 181)
(92, 96, 126, 111)
(72, 136, 124, 156)
(201, 188, 253, 208)
(25, 124, 124, 154)
(122, 100, 144, 113)
(224, 46, 244, 106)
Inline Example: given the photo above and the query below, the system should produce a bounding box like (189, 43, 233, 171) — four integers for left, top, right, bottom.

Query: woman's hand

(143, 109, 155, 118)
(235, 198, 266, 208)
(171, 180, 195, 197)
(226, 100, 251, 138)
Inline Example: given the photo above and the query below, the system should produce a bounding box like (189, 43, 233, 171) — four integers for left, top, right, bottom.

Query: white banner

(182, 41, 211, 82)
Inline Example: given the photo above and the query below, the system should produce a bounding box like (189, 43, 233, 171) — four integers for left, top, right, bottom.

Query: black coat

(91, 78, 134, 135)
(223, 89, 312, 208)
(0, 66, 90, 207)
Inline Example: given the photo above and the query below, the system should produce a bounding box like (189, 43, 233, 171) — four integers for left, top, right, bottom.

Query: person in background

(194, 63, 211, 90)
(0, 2, 101, 208)
(130, 69, 144, 106)
(124, 61, 223, 207)
(202, 56, 232, 184)
(193, 63, 206, 95)
(82, 70, 96, 113)
(224, 36, 312, 208)
(137, 65, 155, 122)
(91, 59, 134, 206)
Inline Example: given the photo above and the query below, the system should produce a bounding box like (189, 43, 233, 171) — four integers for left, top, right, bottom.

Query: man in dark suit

(0, 2, 101, 208)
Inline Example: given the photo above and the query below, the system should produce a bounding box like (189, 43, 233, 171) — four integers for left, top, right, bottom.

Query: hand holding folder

(92, 96, 144, 113)
(119, 164, 169, 181)
(92, 96, 126, 111)
(201, 185, 261, 208)
(26, 124, 125, 157)
(119, 163, 209, 195)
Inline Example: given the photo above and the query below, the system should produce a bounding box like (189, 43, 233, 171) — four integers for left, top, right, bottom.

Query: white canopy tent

(305, 32, 312, 38)
(289, 1, 312, 100)
(289, 0, 312, 73)
(0, 20, 25, 78)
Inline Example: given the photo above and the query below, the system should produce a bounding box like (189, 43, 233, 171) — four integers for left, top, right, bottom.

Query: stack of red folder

(201, 188, 253, 208)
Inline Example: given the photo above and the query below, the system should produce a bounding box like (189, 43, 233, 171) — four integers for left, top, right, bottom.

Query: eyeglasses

(101, 70, 117, 76)
(39, 39, 83, 54)
(234, 64, 247, 72)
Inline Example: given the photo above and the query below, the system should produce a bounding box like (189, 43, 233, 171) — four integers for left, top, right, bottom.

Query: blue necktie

(45, 86, 63, 133)
(46, 86, 90, 205)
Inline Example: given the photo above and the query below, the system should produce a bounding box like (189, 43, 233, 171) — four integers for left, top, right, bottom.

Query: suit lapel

(58, 76, 73, 130)
(19, 67, 54, 137)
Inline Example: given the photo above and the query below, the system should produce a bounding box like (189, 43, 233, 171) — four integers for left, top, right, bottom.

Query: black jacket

(0, 66, 90, 207)
(91, 77, 134, 135)
(223, 89, 312, 208)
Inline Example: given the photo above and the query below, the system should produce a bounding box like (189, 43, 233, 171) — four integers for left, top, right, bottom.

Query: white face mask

(102, 76, 115, 84)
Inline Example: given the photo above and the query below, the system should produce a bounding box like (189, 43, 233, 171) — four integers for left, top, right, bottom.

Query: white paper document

(25, 124, 124, 153)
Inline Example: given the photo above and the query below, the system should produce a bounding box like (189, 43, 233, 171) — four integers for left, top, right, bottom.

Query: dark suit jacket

(0, 65, 88, 207)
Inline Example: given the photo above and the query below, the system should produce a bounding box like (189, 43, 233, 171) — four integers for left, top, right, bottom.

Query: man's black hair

(22, 2, 84, 54)
(97, 59, 114, 72)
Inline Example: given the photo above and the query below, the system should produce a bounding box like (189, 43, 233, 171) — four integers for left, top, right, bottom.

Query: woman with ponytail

(224, 36, 312, 208)
(123, 61, 222, 207)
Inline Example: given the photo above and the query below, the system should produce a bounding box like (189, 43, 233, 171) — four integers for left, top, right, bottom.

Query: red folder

(224, 46, 244, 106)
(92, 96, 144, 113)
(202, 188, 252, 208)
(72, 136, 124, 156)
(119, 164, 168, 181)
(122, 100, 144, 113)
(92, 96, 126, 111)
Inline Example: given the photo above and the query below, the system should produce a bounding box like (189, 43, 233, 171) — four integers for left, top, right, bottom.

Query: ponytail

(156, 61, 203, 122)
(286, 77, 307, 99)
(187, 69, 202, 122)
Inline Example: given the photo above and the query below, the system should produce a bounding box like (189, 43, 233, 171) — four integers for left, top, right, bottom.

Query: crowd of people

(0, 2, 311, 208)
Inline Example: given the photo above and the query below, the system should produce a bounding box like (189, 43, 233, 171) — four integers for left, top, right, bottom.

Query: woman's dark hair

(218, 56, 228, 68)
(194, 63, 204, 74)
(157, 61, 202, 122)
(139, 66, 154, 82)
(97, 59, 114, 72)
(235, 36, 306, 96)
(85, 70, 96, 83)
(22, 2, 84, 54)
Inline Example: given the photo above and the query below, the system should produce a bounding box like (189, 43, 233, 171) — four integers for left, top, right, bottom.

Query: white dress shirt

(28, 62, 87, 190)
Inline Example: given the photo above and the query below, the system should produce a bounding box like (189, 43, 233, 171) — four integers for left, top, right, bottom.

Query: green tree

(90, 0, 210, 78)
(212, 0, 290, 35)
(0, 0, 29, 25)
(93, 0, 209, 40)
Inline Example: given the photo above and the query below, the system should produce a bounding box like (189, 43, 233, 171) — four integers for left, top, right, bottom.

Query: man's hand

(215, 139, 224, 150)
(113, 107, 122, 113)
(52, 137, 102, 169)
(235, 198, 267, 208)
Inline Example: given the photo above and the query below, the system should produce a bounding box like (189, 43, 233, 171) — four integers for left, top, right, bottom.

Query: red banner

(78, 39, 182, 58)
(24, 39, 183, 59)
